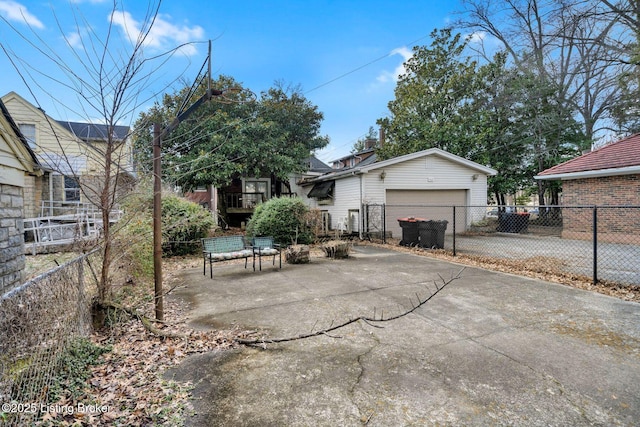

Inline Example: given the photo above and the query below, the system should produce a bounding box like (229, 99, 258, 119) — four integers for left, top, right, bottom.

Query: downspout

(48, 173, 53, 216)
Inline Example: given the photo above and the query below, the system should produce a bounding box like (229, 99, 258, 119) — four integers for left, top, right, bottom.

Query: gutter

(535, 165, 640, 180)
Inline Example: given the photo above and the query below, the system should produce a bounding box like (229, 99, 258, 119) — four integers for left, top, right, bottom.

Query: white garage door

(385, 189, 467, 239)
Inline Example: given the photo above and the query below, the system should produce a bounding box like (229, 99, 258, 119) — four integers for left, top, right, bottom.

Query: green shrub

(246, 197, 311, 245)
(116, 192, 154, 281)
(161, 194, 216, 256)
(117, 191, 215, 271)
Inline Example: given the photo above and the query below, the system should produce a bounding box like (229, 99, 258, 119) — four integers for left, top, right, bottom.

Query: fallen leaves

(35, 255, 250, 426)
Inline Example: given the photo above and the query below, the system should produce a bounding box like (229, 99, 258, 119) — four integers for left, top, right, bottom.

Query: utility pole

(153, 122, 163, 321)
(152, 41, 227, 321)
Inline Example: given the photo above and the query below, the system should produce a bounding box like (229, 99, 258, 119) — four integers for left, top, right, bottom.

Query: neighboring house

(57, 119, 135, 208)
(57, 120, 133, 175)
(1, 92, 134, 217)
(184, 155, 333, 227)
(0, 98, 41, 293)
(535, 133, 640, 243)
(330, 140, 377, 170)
(299, 148, 497, 239)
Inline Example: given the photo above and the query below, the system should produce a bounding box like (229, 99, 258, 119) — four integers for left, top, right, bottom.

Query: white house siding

(302, 150, 495, 237)
(289, 173, 312, 203)
(362, 155, 486, 201)
(322, 177, 361, 231)
(361, 155, 489, 237)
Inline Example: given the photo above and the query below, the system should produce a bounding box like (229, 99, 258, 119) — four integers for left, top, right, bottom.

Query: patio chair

(252, 236, 282, 271)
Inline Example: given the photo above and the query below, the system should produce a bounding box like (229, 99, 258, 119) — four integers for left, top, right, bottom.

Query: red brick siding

(561, 174, 640, 243)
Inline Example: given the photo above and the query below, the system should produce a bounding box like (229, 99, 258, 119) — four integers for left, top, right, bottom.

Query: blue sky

(0, 0, 466, 163)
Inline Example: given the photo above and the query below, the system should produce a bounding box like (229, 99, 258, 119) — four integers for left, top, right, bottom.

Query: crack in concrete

(348, 323, 382, 425)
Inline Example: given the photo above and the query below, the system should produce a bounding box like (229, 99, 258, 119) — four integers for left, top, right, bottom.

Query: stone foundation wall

(0, 183, 25, 294)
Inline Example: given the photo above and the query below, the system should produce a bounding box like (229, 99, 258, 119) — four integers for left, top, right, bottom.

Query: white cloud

(467, 31, 487, 44)
(0, 0, 44, 29)
(465, 30, 504, 51)
(110, 10, 204, 56)
(376, 46, 413, 83)
(65, 30, 84, 48)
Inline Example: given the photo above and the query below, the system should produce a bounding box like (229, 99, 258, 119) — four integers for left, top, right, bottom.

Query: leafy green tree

(376, 29, 588, 205)
(133, 77, 329, 190)
(377, 29, 479, 160)
(466, 53, 532, 204)
(458, 0, 633, 141)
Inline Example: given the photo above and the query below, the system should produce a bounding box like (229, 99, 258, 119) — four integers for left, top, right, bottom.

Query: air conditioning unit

(321, 211, 331, 234)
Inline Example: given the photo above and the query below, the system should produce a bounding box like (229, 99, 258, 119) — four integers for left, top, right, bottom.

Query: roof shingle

(538, 133, 640, 176)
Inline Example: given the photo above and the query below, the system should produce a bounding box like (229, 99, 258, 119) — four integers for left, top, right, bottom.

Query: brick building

(536, 134, 640, 243)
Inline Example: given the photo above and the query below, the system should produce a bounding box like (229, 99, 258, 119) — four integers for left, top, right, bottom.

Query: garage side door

(385, 190, 467, 239)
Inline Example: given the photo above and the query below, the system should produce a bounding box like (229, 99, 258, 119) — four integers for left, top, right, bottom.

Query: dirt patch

(550, 319, 640, 354)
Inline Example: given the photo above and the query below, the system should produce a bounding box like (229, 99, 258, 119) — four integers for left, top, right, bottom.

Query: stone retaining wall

(0, 183, 25, 294)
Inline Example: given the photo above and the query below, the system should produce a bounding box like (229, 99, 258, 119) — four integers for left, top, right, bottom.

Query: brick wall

(0, 183, 26, 294)
(562, 174, 640, 206)
(561, 175, 640, 243)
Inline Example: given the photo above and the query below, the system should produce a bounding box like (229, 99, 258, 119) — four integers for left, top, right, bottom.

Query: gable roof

(0, 98, 40, 175)
(57, 121, 130, 142)
(306, 154, 332, 173)
(536, 133, 640, 180)
(306, 147, 497, 183)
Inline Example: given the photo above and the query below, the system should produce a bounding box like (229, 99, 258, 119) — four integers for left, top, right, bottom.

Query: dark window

(64, 176, 81, 201)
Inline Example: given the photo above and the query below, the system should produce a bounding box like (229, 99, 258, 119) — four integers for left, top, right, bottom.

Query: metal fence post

(361, 203, 365, 240)
(593, 206, 598, 285)
(382, 204, 386, 244)
(452, 206, 456, 256)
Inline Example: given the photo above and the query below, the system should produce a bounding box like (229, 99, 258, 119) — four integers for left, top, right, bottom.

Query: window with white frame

(18, 123, 36, 148)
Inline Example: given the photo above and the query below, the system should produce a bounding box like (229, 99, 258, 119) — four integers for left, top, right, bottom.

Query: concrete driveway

(167, 245, 640, 426)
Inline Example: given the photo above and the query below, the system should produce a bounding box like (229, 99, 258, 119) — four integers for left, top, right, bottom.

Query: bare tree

(457, 0, 633, 141)
(1, 1, 197, 305)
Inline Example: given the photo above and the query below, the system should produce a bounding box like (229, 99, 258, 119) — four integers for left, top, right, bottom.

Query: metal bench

(201, 235, 254, 278)
(252, 236, 282, 271)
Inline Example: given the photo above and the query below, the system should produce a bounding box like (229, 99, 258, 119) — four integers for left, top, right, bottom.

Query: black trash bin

(417, 219, 448, 249)
(397, 217, 424, 246)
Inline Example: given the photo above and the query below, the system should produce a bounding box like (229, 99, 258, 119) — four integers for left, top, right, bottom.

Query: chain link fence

(0, 249, 102, 426)
(364, 204, 640, 287)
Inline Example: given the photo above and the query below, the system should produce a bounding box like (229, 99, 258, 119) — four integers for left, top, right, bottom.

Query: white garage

(385, 189, 467, 238)
(301, 148, 497, 239)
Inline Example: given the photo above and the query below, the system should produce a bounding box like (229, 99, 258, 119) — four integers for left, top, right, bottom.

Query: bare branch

(236, 268, 465, 347)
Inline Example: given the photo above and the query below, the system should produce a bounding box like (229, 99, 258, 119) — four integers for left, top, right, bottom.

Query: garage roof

(305, 147, 497, 184)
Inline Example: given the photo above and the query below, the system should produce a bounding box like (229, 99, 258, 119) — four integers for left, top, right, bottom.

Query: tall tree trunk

(99, 137, 114, 302)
